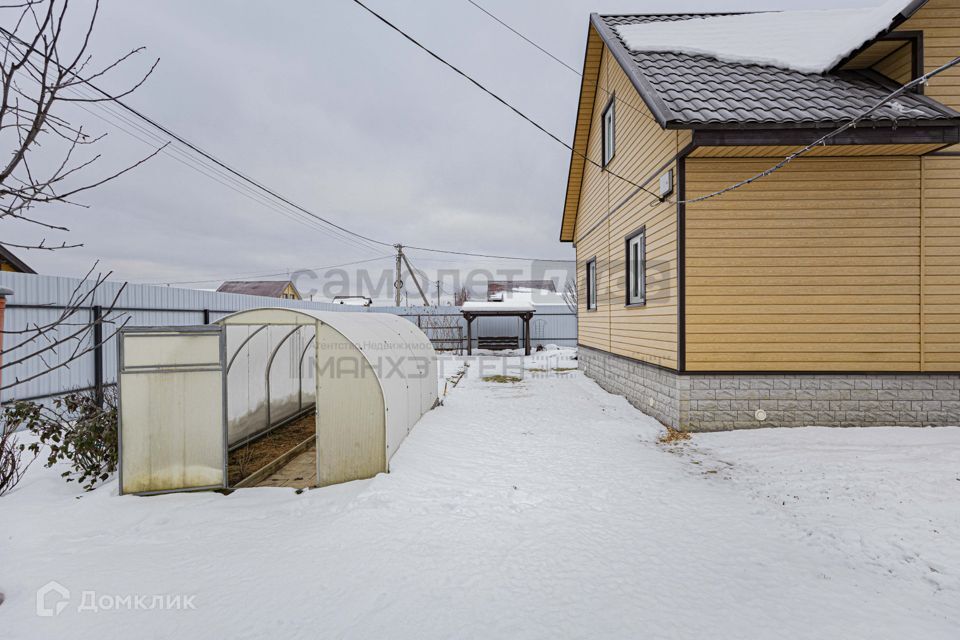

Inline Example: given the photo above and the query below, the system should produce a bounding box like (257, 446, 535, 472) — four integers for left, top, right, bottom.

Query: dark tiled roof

(600, 14, 734, 27)
(217, 280, 297, 298)
(596, 13, 960, 128)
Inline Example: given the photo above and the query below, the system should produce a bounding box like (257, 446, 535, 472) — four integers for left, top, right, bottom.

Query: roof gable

(216, 280, 299, 298)
(0, 245, 35, 273)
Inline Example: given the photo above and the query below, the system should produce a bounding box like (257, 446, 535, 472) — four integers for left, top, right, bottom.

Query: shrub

(4, 389, 118, 491)
(0, 416, 36, 497)
(482, 375, 522, 384)
(658, 427, 692, 444)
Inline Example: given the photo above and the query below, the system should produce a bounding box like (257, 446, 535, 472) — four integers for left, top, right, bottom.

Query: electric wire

(346, 0, 663, 205)
(2, 26, 576, 263)
(679, 55, 960, 204)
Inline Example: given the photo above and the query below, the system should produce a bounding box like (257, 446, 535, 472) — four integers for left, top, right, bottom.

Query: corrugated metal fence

(0, 272, 576, 404)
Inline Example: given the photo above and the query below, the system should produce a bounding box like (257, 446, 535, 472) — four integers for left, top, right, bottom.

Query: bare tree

(0, 0, 157, 396)
(0, 411, 34, 495)
(562, 278, 577, 314)
(0, 0, 163, 251)
(420, 313, 464, 354)
(454, 286, 470, 307)
(0, 1, 158, 493)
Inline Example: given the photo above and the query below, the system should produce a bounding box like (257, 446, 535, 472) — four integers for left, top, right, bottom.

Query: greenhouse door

(118, 327, 227, 495)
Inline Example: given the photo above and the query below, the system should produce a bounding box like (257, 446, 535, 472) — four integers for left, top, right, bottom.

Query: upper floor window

(626, 228, 645, 306)
(602, 97, 615, 167)
(586, 258, 597, 311)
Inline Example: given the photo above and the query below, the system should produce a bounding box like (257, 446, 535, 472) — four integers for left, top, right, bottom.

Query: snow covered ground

(3, 348, 959, 638)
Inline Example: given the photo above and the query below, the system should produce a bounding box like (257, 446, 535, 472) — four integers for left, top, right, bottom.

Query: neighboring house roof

(0, 245, 36, 273)
(486, 280, 557, 300)
(592, 3, 958, 129)
(216, 280, 300, 298)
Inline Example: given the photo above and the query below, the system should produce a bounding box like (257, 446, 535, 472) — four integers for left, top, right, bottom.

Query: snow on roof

(501, 287, 568, 307)
(461, 300, 535, 313)
(614, 1, 914, 74)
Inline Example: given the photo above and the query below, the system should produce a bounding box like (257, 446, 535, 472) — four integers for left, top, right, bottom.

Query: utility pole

(394, 244, 403, 307)
(394, 244, 430, 307)
(400, 250, 431, 307)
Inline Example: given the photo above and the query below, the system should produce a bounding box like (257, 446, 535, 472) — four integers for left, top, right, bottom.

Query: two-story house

(562, 0, 960, 430)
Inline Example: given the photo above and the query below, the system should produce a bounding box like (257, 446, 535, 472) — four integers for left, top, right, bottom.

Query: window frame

(585, 257, 598, 312)
(601, 95, 616, 168)
(624, 226, 646, 307)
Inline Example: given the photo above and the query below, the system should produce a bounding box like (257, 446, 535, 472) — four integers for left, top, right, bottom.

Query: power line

(0, 31, 388, 257)
(346, 0, 663, 205)
(405, 244, 573, 262)
(680, 54, 960, 205)
(2, 26, 577, 264)
(64, 85, 388, 256)
(462, 0, 670, 129)
(459, 4, 960, 209)
(72, 80, 577, 263)
(465, 0, 580, 76)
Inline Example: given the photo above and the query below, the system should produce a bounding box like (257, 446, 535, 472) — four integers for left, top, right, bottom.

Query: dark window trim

(677, 151, 688, 374)
(601, 94, 616, 168)
(585, 256, 598, 312)
(624, 225, 646, 307)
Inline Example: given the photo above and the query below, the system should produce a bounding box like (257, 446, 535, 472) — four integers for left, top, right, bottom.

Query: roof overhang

(692, 124, 960, 147)
(832, 0, 931, 71)
(559, 19, 604, 243)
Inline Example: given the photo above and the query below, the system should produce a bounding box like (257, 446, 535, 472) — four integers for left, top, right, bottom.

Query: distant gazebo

(460, 300, 536, 356)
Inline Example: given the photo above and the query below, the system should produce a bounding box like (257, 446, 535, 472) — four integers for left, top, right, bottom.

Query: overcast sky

(6, 0, 880, 301)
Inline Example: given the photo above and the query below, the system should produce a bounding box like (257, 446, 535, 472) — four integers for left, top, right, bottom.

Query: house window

(602, 97, 615, 167)
(626, 228, 645, 306)
(586, 259, 597, 311)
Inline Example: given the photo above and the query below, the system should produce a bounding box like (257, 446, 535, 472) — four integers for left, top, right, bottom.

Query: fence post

(203, 309, 210, 325)
(0, 288, 11, 394)
(92, 305, 104, 408)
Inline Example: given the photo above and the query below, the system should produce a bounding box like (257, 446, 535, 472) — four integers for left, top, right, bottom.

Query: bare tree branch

(0, 0, 159, 249)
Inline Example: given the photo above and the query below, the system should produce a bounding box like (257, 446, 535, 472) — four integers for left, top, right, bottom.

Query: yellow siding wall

(685, 157, 923, 372)
(873, 41, 914, 84)
(574, 45, 687, 368)
(899, 0, 960, 369)
(900, 0, 960, 111)
(922, 155, 960, 369)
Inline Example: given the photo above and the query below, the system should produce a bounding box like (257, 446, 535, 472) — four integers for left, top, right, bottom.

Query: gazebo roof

(461, 301, 535, 314)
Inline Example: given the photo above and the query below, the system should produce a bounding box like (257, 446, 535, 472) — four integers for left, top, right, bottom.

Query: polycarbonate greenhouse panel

(314, 322, 386, 485)
(118, 327, 226, 495)
(217, 308, 439, 487)
(225, 324, 316, 446)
